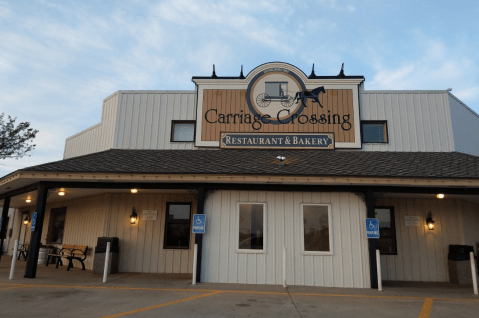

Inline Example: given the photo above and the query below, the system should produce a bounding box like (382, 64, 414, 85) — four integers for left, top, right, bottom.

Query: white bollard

(192, 244, 198, 285)
(283, 246, 287, 288)
(103, 242, 111, 283)
(9, 240, 19, 280)
(471, 251, 478, 295)
(376, 249, 382, 291)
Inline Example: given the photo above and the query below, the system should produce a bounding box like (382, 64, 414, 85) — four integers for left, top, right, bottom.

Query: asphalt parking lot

(1, 256, 478, 317)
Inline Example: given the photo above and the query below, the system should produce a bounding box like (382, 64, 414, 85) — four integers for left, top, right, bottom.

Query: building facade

(1, 62, 478, 289)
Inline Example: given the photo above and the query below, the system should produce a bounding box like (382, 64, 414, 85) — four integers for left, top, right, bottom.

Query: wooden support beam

(24, 184, 49, 278)
(195, 188, 206, 283)
(0, 196, 11, 262)
(366, 189, 378, 289)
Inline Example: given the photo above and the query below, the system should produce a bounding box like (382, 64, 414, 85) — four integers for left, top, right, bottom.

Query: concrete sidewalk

(1, 255, 478, 317)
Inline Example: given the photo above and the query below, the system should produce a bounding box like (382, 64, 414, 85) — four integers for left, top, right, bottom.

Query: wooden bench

(17, 244, 29, 261)
(46, 245, 88, 271)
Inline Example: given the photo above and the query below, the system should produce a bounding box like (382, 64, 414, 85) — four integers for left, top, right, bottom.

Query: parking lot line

(100, 291, 222, 318)
(2, 282, 478, 303)
(418, 298, 434, 318)
(0, 285, 33, 291)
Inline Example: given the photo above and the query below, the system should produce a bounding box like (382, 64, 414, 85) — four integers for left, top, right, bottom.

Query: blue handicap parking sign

(366, 218, 380, 239)
(30, 212, 37, 231)
(192, 214, 206, 234)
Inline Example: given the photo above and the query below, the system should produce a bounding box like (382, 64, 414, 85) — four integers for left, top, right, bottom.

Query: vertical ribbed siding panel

(28, 194, 109, 270)
(219, 191, 230, 282)
(449, 94, 479, 155)
(31, 192, 196, 274)
(377, 197, 472, 282)
(64, 93, 118, 158)
(201, 191, 369, 288)
(265, 191, 276, 285)
(360, 91, 454, 152)
(112, 91, 197, 150)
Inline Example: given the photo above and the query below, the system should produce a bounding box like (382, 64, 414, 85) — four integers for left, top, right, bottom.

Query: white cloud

(1, 0, 479, 177)
(454, 86, 479, 103)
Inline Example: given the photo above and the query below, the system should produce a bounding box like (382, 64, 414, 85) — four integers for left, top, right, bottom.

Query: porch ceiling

(3, 188, 191, 209)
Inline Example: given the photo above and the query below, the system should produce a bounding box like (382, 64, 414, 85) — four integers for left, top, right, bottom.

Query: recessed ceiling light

(436, 193, 445, 199)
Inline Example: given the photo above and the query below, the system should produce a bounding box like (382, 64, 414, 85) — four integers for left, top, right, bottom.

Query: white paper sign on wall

(143, 210, 158, 221)
(404, 216, 420, 227)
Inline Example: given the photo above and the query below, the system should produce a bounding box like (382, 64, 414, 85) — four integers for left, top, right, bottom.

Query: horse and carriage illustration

(256, 82, 326, 108)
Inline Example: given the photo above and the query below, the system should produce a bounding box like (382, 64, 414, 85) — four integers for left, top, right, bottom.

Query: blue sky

(1, 0, 479, 176)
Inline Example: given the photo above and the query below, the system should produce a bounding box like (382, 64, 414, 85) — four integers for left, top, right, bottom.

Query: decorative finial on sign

(308, 63, 316, 79)
(239, 65, 245, 79)
(337, 63, 345, 78)
(211, 64, 218, 79)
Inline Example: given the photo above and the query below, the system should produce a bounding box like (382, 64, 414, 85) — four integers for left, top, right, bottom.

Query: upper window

(301, 204, 332, 254)
(164, 203, 192, 249)
(375, 207, 397, 255)
(171, 121, 195, 142)
(47, 207, 67, 244)
(237, 203, 265, 252)
(361, 121, 388, 143)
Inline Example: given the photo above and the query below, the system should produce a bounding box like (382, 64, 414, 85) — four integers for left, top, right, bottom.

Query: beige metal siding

(21, 195, 108, 270)
(448, 93, 479, 156)
(377, 197, 478, 282)
(360, 91, 455, 152)
(201, 190, 370, 288)
(106, 193, 196, 274)
(459, 200, 479, 253)
(64, 93, 119, 158)
(20, 192, 195, 273)
(113, 91, 197, 150)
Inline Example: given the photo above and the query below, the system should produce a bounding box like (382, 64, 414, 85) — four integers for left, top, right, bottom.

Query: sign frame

(220, 132, 335, 149)
(142, 210, 158, 221)
(192, 214, 206, 234)
(366, 218, 380, 239)
(30, 212, 37, 231)
(404, 216, 421, 227)
(193, 62, 363, 149)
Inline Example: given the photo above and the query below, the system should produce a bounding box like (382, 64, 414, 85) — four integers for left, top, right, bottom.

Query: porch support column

(0, 196, 11, 262)
(195, 188, 206, 283)
(24, 184, 49, 278)
(366, 189, 378, 289)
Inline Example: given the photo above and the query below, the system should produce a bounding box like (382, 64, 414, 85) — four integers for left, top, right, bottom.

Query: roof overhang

(2, 170, 479, 200)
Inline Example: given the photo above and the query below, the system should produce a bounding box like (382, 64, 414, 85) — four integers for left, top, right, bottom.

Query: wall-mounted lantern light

(25, 198, 32, 203)
(436, 193, 445, 199)
(426, 212, 435, 230)
(23, 214, 30, 225)
(130, 207, 138, 224)
(131, 188, 138, 194)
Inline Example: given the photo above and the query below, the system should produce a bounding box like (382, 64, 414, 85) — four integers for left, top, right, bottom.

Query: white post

(192, 244, 198, 285)
(471, 251, 478, 295)
(103, 242, 111, 283)
(9, 240, 19, 280)
(283, 246, 286, 288)
(376, 249, 382, 291)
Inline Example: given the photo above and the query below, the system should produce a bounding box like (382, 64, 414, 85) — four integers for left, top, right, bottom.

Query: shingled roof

(14, 149, 479, 179)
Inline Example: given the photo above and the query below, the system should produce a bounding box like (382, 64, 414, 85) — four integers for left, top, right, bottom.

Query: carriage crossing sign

(195, 63, 361, 149)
